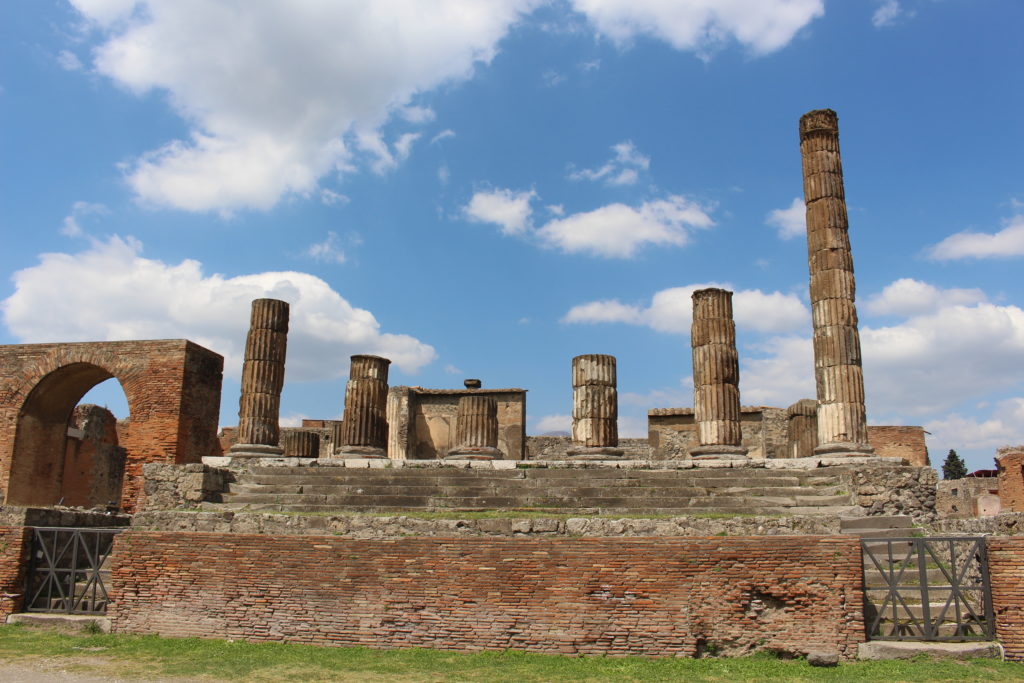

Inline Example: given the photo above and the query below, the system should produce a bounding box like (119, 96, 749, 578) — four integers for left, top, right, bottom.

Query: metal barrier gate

(862, 536, 994, 641)
(24, 527, 123, 615)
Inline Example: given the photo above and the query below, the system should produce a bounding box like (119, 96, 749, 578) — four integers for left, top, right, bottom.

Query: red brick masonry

(108, 532, 865, 658)
(0, 526, 30, 619)
(987, 537, 1024, 660)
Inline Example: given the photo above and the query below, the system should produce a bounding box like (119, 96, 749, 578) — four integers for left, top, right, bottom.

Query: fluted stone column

(786, 398, 819, 459)
(568, 354, 623, 459)
(446, 394, 502, 460)
(229, 298, 289, 457)
(800, 109, 874, 456)
(335, 355, 390, 458)
(282, 430, 320, 458)
(689, 288, 748, 459)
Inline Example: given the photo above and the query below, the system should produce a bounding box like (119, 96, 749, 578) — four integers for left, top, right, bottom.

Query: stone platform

(141, 455, 939, 521)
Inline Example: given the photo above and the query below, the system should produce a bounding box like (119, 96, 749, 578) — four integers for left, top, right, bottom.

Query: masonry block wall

(867, 426, 929, 466)
(997, 447, 1024, 513)
(648, 407, 788, 460)
(108, 532, 864, 659)
(0, 526, 30, 619)
(0, 340, 223, 512)
(986, 537, 1024, 660)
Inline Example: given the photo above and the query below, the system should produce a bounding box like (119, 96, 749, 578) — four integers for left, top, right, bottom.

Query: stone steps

(208, 503, 864, 517)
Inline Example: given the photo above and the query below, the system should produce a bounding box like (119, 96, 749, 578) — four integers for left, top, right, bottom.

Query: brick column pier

(689, 288, 747, 460)
(568, 354, 623, 459)
(335, 355, 390, 459)
(446, 394, 502, 460)
(229, 298, 289, 458)
(786, 399, 819, 459)
(800, 109, 873, 457)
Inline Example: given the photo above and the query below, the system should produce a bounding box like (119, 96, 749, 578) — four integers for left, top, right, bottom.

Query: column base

(814, 442, 875, 457)
(566, 447, 624, 460)
(444, 447, 502, 461)
(227, 444, 284, 458)
(333, 446, 388, 459)
(689, 445, 749, 460)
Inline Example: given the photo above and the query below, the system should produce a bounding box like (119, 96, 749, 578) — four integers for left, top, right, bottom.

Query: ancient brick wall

(867, 426, 929, 466)
(936, 477, 999, 518)
(61, 404, 126, 508)
(0, 340, 223, 512)
(997, 447, 1024, 513)
(986, 537, 1024, 660)
(108, 532, 864, 659)
(0, 526, 30, 619)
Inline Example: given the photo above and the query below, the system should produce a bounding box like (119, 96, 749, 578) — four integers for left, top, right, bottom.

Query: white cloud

(60, 201, 108, 238)
(430, 129, 456, 144)
(765, 197, 804, 240)
(444, 364, 463, 375)
(564, 284, 809, 334)
(926, 399, 1024, 454)
(463, 188, 537, 236)
(546, 204, 564, 216)
(542, 69, 566, 87)
(356, 131, 421, 176)
(279, 413, 310, 428)
(400, 105, 435, 124)
(68, 0, 536, 212)
(568, 140, 650, 186)
(305, 232, 348, 265)
(570, 0, 825, 56)
(534, 414, 571, 434)
(1, 236, 436, 381)
(57, 50, 84, 71)
(537, 195, 713, 258)
(872, 0, 910, 28)
(926, 214, 1024, 260)
(864, 278, 987, 316)
(319, 189, 350, 206)
(740, 335, 814, 406)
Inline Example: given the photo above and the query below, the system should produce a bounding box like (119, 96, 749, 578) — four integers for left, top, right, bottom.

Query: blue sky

(2, 0, 1023, 472)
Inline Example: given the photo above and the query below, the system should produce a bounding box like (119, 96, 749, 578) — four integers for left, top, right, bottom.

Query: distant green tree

(942, 449, 967, 480)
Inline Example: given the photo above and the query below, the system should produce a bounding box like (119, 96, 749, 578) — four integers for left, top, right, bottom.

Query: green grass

(0, 625, 1019, 682)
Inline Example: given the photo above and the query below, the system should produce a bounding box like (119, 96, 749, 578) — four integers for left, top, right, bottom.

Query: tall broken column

(689, 288, 747, 460)
(800, 109, 874, 456)
(446, 392, 502, 460)
(335, 355, 390, 459)
(229, 298, 289, 458)
(567, 354, 623, 459)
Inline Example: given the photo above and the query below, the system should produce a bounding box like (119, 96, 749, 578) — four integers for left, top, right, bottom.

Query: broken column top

(692, 288, 733, 319)
(799, 108, 839, 136)
(249, 298, 290, 332)
(349, 354, 391, 381)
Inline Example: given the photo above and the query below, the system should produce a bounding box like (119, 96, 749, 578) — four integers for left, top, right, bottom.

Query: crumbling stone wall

(867, 426, 929, 466)
(108, 532, 864, 659)
(140, 463, 227, 510)
(997, 447, 1024, 512)
(526, 436, 650, 459)
(936, 477, 999, 518)
(648, 408, 787, 460)
(60, 404, 126, 508)
(0, 340, 223, 512)
(851, 465, 937, 522)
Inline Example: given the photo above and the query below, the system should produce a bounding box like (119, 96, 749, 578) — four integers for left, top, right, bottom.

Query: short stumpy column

(335, 355, 390, 458)
(800, 109, 873, 456)
(445, 394, 502, 460)
(229, 298, 289, 457)
(689, 288, 748, 460)
(568, 354, 623, 459)
(786, 398, 819, 460)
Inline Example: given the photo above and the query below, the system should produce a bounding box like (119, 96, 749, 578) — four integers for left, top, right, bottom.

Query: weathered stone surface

(800, 109, 872, 457)
(690, 289, 746, 459)
(337, 355, 390, 458)
(570, 354, 620, 454)
(140, 462, 227, 510)
(282, 431, 319, 458)
(446, 395, 501, 460)
(806, 651, 840, 667)
(232, 299, 289, 456)
(786, 399, 818, 460)
(857, 641, 1002, 661)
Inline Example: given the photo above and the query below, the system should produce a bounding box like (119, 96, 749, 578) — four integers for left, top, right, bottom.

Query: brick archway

(0, 340, 222, 511)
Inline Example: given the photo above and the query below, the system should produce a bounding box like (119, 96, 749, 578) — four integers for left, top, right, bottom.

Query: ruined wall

(61, 404, 126, 508)
(0, 526, 30, 619)
(647, 408, 787, 460)
(108, 531, 864, 659)
(936, 477, 999, 519)
(987, 537, 1024, 661)
(393, 388, 526, 460)
(0, 340, 222, 512)
(526, 436, 650, 460)
(140, 463, 227, 511)
(997, 447, 1024, 512)
(867, 426, 929, 466)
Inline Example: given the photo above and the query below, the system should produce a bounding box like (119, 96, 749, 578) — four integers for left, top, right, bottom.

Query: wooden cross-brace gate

(861, 536, 994, 641)
(24, 527, 123, 615)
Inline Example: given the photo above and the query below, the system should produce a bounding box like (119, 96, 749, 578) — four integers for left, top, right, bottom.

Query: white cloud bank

(765, 197, 805, 240)
(69, 0, 537, 213)
(864, 278, 987, 317)
(1, 236, 436, 380)
(569, 140, 650, 186)
(570, 0, 825, 56)
(463, 189, 714, 258)
(926, 214, 1024, 260)
(564, 284, 809, 334)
